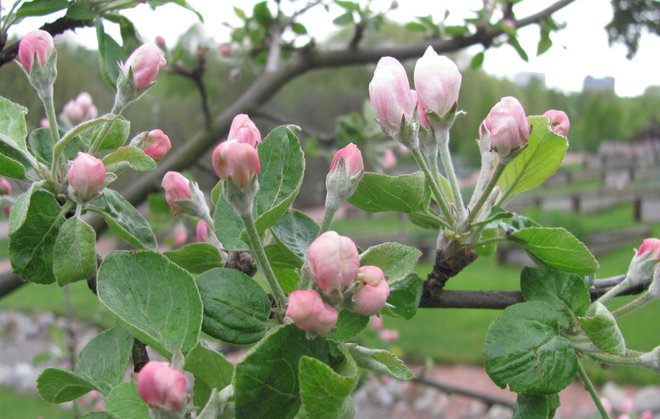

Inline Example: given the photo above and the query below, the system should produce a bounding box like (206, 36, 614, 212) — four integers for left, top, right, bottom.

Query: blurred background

(0, 0, 658, 417)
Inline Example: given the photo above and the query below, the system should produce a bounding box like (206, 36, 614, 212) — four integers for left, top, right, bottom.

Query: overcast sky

(13, 0, 660, 97)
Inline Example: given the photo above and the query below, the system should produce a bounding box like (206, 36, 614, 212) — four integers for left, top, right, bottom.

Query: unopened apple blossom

(353, 268, 390, 316)
(67, 152, 105, 201)
(142, 129, 171, 161)
(481, 96, 530, 158)
(285, 290, 338, 336)
(413, 46, 462, 117)
(62, 92, 98, 124)
(305, 231, 360, 293)
(18, 29, 55, 74)
(120, 44, 167, 89)
(544, 109, 570, 136)
(227, 114, 262, 147)
(212, 140, 260, 189)
(196, 219, 209, 243)
(137, 361, 187, 411)
(369, 57, 415, 134)
(0, 178, 10, 195)
(161, 171, 191, 211)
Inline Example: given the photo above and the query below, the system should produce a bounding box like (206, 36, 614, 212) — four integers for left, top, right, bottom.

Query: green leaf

(104, 382, 150, 419)
(146, 192, 171, 234)
(509, 227, 599, 275)
(234, 6, 246, 19)
(37, 368, 95, 403)
(0, 95, 28, 152)
(349, 171, 428, 213)
(298, 356, 358, 419)
(408, 210, 443, 230)
(471, 51, 485, 69)
(9, 191, 65, 284)
(184, 342, 234, 391)
(359, 242, 421, 284)
(335, 0, 360, 11)
(213, 196, 248, 251)
(16, 0, 69, 19)
(253, 1, 273, 27)
(579, 302, 626, 355)
(265, 243, 303, 268)
(210, 180, 223, 205)
(0, 152, 26, 180)
(28, 127, 54, 165)
(445, 25, 469, 36)
(164, 243, 223, 275)
(8, 185, 35, 235)
(97, 251, 203, 357)
(291, 22, 307, 35)
(103, 145, 156, 173)
(53, 217, 97, 285)
(234, 325, 339, 419)
(485, 301, 577, 394)
(81, 413, 114, 419)
(348, 344, 414, 380)
(513, 393, 554, 419)
(96, 116, 130, 151)
(196, 268, 271, 345)
(65, 2, 95, 20)
(381, 273, 423, 319)
(520, 266, 590, 325)
(271, 210, 319, 259)
(326, 310, 369, 342)
(273, 267, 300, 293)
(498, 116, 568, 198)
(406, 21, 427, 32)
(253, 126, 305, 233)
(96, 22, 129, 87)
(97, 189, 157, 250)
(508, 36, 529, 61)
(75, 326, 133, 394)
(333, 12, 354, 26)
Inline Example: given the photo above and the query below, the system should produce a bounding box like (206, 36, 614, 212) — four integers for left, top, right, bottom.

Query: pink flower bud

(411, 90, 429, 129)
(543, 109, 570, 136)
(143, 129, 171, 161)
(358, 265, 386, 286)
(196, 219, 209, 242)
(161, 171, 191, 211)
(638, 238, 660, 259)
(640, 411, 654, 419)
(397, 144, 411, 156)
(67, 153, 106, 200)
(353, 278, 390, 316)
(285, 290, 338, 336)
(482, 96, 530, 157)
(40, 118, 50, 128)
(155, 36, 166, 49)
(380, 148, 397, 169)
(414, 46, 462, 117)
(369, 57, 415, 134)
(62, 92, 98, 124)
(330, 143, 364, 179)
(18, 30, 55, 73)
(219, 43, 232, 57)
(622, 397, 635, 413)
(379, 329, 399, 342)
(120, 44, 167, 89)
(305, 231, 359, 293)
(137, 361, 187, 411)
(211, 140, 260, 189)
(227, 114, 261, 147)
(372, 316, 383, 331)
(0, 178, 11, 195)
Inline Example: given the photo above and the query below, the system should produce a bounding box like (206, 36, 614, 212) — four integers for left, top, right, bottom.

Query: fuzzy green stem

(320, 202, 339, 234)
(52, 115, 115, 178)
(437, 133, 466, 220)
(240, 211, 287, 311)
(410, 147, 454, 227)
(612, 292, 653, 317)
(597, 280, 629, 305)
(42, 92, 60, 145)
(577, 360, 611, 419)
(468, 161, 506, 224)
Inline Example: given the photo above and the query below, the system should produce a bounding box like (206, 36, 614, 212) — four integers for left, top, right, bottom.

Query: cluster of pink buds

(287, 231, 390, 336)
(212, 114, 261, 190)
(67, 152, 106, 201)
(62, 92, 98, 124)
(137, 361, 187, 412)
(369, 46, 461, 136)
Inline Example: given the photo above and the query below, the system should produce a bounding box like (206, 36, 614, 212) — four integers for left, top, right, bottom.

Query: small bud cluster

(286, 231, 390, 336)
(62, 92, 97, 125)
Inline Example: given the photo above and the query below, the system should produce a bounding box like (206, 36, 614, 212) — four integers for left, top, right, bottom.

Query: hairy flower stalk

(322, 143, 364, 232)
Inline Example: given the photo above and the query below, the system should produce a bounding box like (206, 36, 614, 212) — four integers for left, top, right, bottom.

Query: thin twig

(412, 376, 514, 408)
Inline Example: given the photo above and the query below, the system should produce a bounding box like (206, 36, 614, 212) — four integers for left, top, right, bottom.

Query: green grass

(0, 387, 71, 418)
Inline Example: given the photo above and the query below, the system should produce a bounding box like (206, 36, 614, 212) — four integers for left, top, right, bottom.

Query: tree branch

(412, 376, 514, 408)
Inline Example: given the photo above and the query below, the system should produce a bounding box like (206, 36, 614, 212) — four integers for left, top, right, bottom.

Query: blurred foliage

(607, 0, 660, 59)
